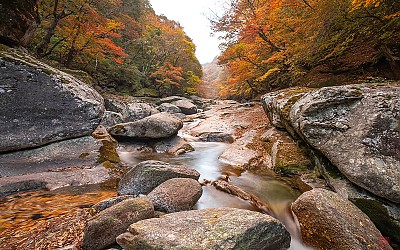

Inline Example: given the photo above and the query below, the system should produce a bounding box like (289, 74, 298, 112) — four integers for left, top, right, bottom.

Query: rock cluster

(261, 83, 400, 248)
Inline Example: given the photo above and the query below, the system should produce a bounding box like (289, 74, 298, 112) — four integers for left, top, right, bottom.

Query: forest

(209, 0, 400, 99)
(28, 0, 202, 97)
(25, 0, 400, 100)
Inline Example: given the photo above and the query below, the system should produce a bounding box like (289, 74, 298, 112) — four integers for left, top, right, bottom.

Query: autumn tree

(212, 0, 400, 99)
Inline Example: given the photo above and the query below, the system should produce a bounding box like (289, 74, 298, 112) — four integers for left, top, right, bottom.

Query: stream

(0, 137, 312, 249)
(119, 139, 312, 250)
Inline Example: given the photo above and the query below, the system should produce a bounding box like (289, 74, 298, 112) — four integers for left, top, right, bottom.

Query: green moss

(273, 142, 312, 175)
(79, 152, 90, 158)
(351, 198, 400, 247)
(41, 67, 58, 75)
(0, 44, 10, 52)
(98, 140, 120, 163)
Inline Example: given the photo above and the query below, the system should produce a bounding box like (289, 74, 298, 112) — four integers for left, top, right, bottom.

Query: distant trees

(31, 0, 202, 96)
(212, 0, 400, 99)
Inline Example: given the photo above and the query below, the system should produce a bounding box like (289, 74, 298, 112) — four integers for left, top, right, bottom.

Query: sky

(149, 0, 225, 64)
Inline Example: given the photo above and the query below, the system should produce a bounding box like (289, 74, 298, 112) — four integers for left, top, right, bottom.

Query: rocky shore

(0, 44, 399, 249)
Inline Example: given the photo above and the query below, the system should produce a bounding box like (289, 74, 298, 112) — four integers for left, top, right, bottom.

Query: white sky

(149, 0, 225, 64)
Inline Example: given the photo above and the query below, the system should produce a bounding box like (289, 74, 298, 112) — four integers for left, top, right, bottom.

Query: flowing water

(0, 138, 313, 249)
(119, 140, 313, 250)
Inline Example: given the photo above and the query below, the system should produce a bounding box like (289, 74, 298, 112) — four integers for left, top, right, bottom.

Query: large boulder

(116, 208, 291, 250)
(171, 99, 198, 115)
(81, 198, 154, 250)
(157, 103, 182, 114)
(290, 84, 400, 203)
(0, 48, 104, 153)
(292, 189, 392, 250)
(118, 160, 200, 196)
(123, 102, 159, 122)
(109, 112, 183, 139)
(0, 0, 39, 46)
(147, 178, 203, 213)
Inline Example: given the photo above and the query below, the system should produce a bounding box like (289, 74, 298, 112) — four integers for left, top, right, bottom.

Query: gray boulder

(157, 103, 182, 114)
(292, 189, 392, 250)
(91, 195, 135, 215)
(118, 160, 200, 196)
(104, 96, 159, 123)
(81, 198, 154, 250)
(123, 102, 159, 122)
(116, 208, 291, 250)
(171, 99, 197, 115)
(109, 112, 183, 139)
(0, 48, 104, 153)
(147, 178, 203, 213)
(100, 111, 124, 128)
(290, 84, 400, 203)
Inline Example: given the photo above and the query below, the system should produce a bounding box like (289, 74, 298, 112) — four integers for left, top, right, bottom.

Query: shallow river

(119, 140, 313, 250)
(0, 139, 312, 249)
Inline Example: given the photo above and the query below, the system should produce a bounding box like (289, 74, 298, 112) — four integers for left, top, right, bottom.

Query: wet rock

(290, 84, 400, 203)
(219, 130, 258, 168)
(0, 165, 110, 196)
(118, 160, 200, 196)
(171, 99, 197, 115)
(292, 188, 392, 250)
(91, 195, 135, 215)
(0, 136, 101, 177)
(153, 136, 194, 155)
(157, 103, 181, 114)
(116, 208, 291, 250)
(82, 198, 154, 250)
(198, 132, 234, 143)
(0, 0, 39, 46)
(0, 48, 104, 153)
(147, 178, 202, 213)
(109, 113, 183, 139)
(101, 111, 124, 128)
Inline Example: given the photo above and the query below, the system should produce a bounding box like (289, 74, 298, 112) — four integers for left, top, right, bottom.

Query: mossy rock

(272, 141, 312, 175)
